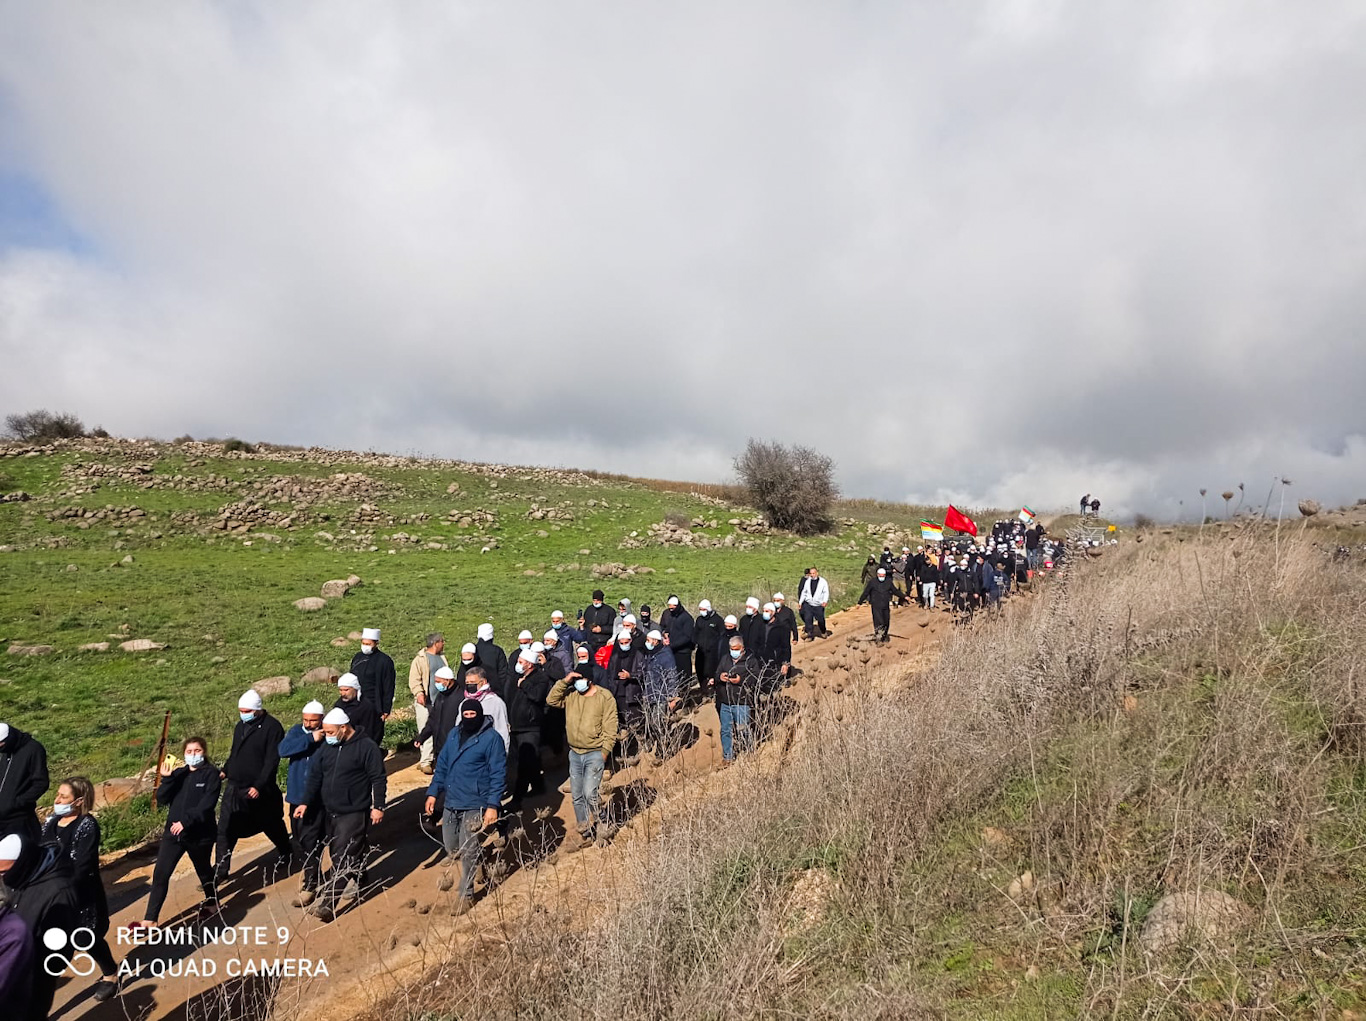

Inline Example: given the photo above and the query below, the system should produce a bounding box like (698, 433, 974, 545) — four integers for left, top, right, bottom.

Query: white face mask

(53, 801, 74, 817)
(762, 612, 772, 621)
(515, 661, 526, 675)
(745, 606, 756, 615)
(184, 753, 205, 768)
(361, 644, 375, 655)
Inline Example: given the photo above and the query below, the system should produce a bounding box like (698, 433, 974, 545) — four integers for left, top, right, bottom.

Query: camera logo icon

(42, 926, 97, 977)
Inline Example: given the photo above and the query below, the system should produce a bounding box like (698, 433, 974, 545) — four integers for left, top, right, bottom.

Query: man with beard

(296, 708, 386, 922)
(715, 636, 762, 767)
(692, 600, 722, 693)
(659, 595, 696, 680)
(715, 614, 741, 684)
(0, 722, 48, 844)
(759, 602, 792, 691)
(215, 691, 293, 885)
(858, 566, 895, 643)
(349, 627, 396, 750)
(580, 590, 615, 657)
(333, 673, 383, 745)
(0, 833, 77, 1021)
(279, 702, 327, 908)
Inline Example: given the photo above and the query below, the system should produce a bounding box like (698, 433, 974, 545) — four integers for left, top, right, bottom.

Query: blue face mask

(184, 753, 205, 768)
(434, 681, 449, 692)
(574, 678, 590, 693)
(53, 802, 74, 817)
(552, 621, 563, 629)
(239, 711, 256, 723)
(325, 734, 341, 745)
(730, 649, 742, 660)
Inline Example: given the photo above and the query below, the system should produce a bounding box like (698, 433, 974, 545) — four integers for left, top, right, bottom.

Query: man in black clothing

(348, 626, 396, 749)
(715, 635, 762, 765)
(334, 674, 383, 745)
(771, 593, 800, 650)
(296, 707, 386, 921)
(693, 600, 722, 693)
(0, 832, 78, 1021)
(413, 666, 462, 759)
(605, 632, 644, 761)
(215, 692, 292, 884)
(858, 566, 895, 643)
(474, 623, 511, 688)
(738, 597, 763, 652)
(759, 603, 792, 692)
(580, 589, 615, 656)
(504, 651, 553, 805)
(0, 723, 48, 844)
(659, 595, 696, 679)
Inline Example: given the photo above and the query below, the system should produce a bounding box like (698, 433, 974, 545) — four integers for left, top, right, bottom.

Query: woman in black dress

(41, 776, 119, 1001)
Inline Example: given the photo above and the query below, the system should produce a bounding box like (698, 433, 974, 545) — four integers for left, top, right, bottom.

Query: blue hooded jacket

(427, 714, 507, 812)
(278, 723, 324, 805)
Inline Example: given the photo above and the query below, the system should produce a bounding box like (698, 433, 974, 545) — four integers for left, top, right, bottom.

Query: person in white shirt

(797, 566, 831, 640)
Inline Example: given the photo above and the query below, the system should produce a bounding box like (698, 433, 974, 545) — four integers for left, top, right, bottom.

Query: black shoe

(93, 978, 119, 1003)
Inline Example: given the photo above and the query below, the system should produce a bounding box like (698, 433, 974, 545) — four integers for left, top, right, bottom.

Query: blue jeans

(568, 749, 605, 832)
(718, 703, 752, 761)
(443, 807, 483, 899)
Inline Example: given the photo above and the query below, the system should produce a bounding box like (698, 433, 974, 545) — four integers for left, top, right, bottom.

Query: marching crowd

(0, 533, 1069, 1019)
(0, 569, 841, 1019)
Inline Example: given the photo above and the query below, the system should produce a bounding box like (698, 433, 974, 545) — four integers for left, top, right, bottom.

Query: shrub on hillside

(664, 508, 690, 528)
(89, 425, 109, 438)
(1134, 513, 1155, 529)
(222, 437, 256, 453)
(734, 439, 837, 535)
(3, 409, 85, 441)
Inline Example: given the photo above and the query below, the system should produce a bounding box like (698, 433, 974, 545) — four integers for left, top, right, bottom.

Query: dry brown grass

(374, 529, 1366, 1019)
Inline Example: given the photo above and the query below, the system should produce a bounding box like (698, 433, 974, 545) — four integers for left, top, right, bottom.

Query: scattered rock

(253, 676, 292, 697)
(346, 574, 362, 588)
(65, 564, 78, 572)
(7, 644, 55, 657)
(1006, 871, 1036, 901)
(120, 639, 165, 653)
(347, 631, 364, 641)
(981, 826, 1010, 847)
(1298, 499, 1321, 517)
(1139, 890, 1254, 953)
(782, 868, 839, 937)
(330, 637, 351, 648)
(121, 554, 134, 564)
(79, 642, 110, 653)
(301, 666, 341, 685)
(320, 579, 351, 599)
(294, 597, 327, 612)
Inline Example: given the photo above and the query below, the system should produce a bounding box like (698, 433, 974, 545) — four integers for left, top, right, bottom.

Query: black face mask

(459, 714, 482, 737)
(464, 683, 480, 696)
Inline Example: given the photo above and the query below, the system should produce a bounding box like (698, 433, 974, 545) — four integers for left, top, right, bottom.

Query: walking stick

(152, 710, 171, 794)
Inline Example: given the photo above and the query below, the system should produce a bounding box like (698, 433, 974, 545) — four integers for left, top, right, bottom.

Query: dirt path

(51, 597, 957, 1021)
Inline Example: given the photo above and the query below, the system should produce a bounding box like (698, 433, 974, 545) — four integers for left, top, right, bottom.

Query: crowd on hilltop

(0, 529, 1079, 1018)
(0, 568, 843, 1018)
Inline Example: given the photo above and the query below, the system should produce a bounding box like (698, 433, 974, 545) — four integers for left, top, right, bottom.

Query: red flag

(944, 505, 978, 537)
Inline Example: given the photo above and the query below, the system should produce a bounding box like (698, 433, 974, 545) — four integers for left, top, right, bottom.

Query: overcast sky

(1, 2, 1363, 520)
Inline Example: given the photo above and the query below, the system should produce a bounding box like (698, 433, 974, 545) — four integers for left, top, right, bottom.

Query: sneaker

(292, 889, 316, 908)
(92, 978, 119, 1003)
(418, 763, 435, 775)
(197, 899, 221, 919)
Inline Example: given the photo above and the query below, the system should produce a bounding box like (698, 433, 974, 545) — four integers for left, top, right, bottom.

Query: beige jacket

(408, 649, 448, 699)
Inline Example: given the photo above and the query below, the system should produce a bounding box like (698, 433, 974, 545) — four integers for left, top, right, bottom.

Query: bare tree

(3, 409, 85, 441)
(733, 439, 837, 535)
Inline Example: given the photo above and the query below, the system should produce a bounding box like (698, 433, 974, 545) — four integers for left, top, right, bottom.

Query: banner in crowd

(1018, 506, 1036, 523)
(920, 520, 943, 542)
(944, 505, 978, 537)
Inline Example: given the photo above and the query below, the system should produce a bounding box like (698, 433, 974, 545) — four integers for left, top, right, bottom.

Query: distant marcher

(0, 896, 33, 1019)
(414, 666, 462, 762)
(759, 603, 792, 690)
(215, 691, 292, 884)
(0, 722, 48, 844)
(546, 668, 618, 848)
(461, 666, 510, 751)
(611, 598, 633, 640)
(0, 833, 77, 1021)
(278, 701, 327, 908)
(581, 590, 615, 655)
(333, 673, 383, 745)
(296, 708, 386, 921)
(692, 600, 722, 692)
(1080, 494, 1090, 516)
(504, 652, 552, 805)
(798, 568, 830, 641)
(715, 636, 761, 766)
(408, 632, 448, 775)
(548, 609, 584, 644)
(474, 623, 510, 689)
(659, 595, 696, 679)
(738, 597, 763, 651)
(860, 555, 879, 586)
(605, 631, 644, 758)
(41, 777, 118, 1001)
(424, 699, 505, 914)
(1091, 498, 1101, 517)
(771, 593, 800, 650)
(543, 629, 573, 677)
(136, 737, 220, 927)
(858, 566, 896, 642)
(349, 627, 396, 750)
(641, 631, 680, 762)
(715, 615, 741, 684)
(918, 551, 939, 609)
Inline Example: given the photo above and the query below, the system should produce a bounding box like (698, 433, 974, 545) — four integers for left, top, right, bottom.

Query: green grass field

(0, 437, 1005, 844)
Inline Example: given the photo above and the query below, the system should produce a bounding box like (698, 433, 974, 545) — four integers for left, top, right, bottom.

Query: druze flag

(1018, 506, 1036, 523)
(920, 521, 943, 542)
(944, 505, 978, 537)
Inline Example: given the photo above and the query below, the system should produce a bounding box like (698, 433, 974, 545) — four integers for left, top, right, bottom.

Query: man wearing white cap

(659, 595, 696, 681)
(548, 609, 583, 645)
(295, 707, 386, 921)
(408, 632, 448, 774)
(693, 600, 722, 693)
(504, 651, 553, 807)
(1, 829, 79, 1020)
(738, 596, 763, 652)
(543, 629, 573, 677)
(474, 623, 510, 688)
(772, 593, 800, 651)
(215, 690, 292, 885)
(0, 720, 48, 844)
(348, 627, 396, 750)
(278, 701, 328, 906)
(334, 673, 383, 746)
(641, 630, 681, 763)
(515, 630, 535, 662)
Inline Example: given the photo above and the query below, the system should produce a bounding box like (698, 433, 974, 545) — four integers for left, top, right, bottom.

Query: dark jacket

(278, 724, 325, 805)
(545, 640, 574, 677)
(0, 905, 32, 1015)
(761, 619, 792, 666)
(715, 628, 742, 679)
(738, 611, 763, 652)
(694, 612, 724, 665)
(348, 647, 398, 716)
(427, 716, 506, 812)
(415, 685, 463, 757)
(475, 639, 510, 687)
(505, 663, 552, 732)
(157, 763, 221, 843)
(41, 813, 108, 934)
(861, 559, 879, 585)
(1, 841, 78, 977)
(772, 605, 799, 644)
(581, 603, 615, 648)
(0, 728, 48, 839)
(917, 557, 940, 584)
(714, 651, 762, 707)
(333, 694, 382, 744)
(660, 605, 696, 651)
(641, 644, 680, 703)
(303, 733, 386, 815)
(605, 644, 644, 708)
(223, 712, 285, 801)
(858, 576, 896, 609)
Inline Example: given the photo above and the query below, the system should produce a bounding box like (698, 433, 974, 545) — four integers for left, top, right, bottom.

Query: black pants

(291, 804, 326, 892)
(695, 651, 718, 690)
(146, 835, 216, 922)
(870, 602, 890, 639)
(215, 785, 292, 883)
(318, 809, 369, 910)
(799, 604, 827, 638)
(505, 730, 543, 803)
